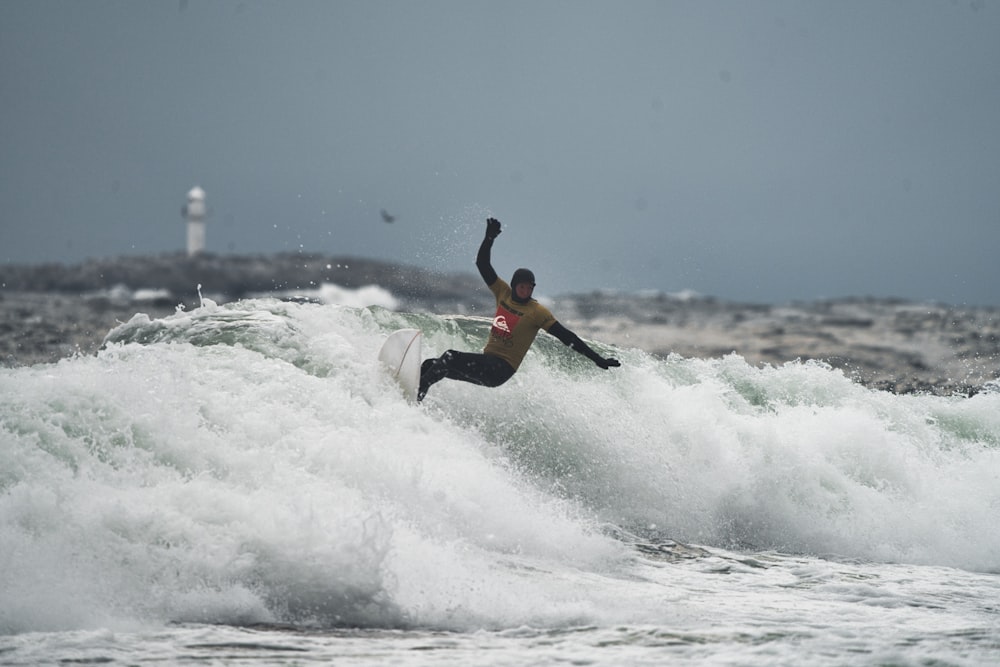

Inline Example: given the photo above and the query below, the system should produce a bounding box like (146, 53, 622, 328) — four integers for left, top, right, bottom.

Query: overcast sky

(2, 1, 998, 305)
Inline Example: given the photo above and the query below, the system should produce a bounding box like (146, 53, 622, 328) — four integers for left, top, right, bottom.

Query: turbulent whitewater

(2, 297, 998, 665)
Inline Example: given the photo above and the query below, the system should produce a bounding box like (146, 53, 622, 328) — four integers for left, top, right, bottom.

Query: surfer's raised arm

(476, 217, 501, 286)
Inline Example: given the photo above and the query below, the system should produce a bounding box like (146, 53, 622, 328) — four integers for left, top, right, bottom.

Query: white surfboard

(378, 328, 422, 402)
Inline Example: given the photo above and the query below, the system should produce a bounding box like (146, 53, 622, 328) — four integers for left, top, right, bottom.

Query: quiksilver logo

(492, 315, 511, 334)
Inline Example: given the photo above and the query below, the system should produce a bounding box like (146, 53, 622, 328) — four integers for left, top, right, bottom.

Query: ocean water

(2, 295, 999, 666)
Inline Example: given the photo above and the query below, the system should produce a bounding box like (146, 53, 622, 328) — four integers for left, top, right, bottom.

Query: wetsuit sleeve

(476, 236, 499, 287)
(547, 321, 620, 369)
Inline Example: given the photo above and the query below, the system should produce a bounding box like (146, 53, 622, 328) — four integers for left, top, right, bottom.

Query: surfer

(418, 217, 621, 401)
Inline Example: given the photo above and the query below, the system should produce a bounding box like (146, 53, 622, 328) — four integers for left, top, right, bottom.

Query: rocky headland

(3, 253, 998, 396)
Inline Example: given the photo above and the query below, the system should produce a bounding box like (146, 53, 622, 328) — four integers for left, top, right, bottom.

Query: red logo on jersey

(491, 306, 520, 340)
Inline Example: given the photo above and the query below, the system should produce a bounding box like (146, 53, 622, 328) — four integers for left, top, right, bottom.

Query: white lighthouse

(182, 186, 207, 257)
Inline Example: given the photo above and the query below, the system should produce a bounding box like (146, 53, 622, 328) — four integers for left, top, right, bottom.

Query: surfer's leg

(418, 351, 515, 401)
(443, 351, 515, 387)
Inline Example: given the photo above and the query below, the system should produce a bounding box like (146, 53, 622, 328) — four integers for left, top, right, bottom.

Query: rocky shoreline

(3, 253, 999, 396)
(556, 292, 1000, 396)
(0, 252, 491, 369)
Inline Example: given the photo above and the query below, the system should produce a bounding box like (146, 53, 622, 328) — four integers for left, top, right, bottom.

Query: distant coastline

(0, 252, 487, 311)
(3, 253, 999, 395)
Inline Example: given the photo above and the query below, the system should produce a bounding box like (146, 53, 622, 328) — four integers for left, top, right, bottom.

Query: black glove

(596, 357, 621, 369)
(485, 217, 502, 240)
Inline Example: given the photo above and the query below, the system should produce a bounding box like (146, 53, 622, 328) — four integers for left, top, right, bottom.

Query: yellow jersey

(483, 278, 556, 370)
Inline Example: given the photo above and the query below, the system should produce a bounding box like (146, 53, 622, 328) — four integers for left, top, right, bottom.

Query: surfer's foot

(417, 359, 434, 402)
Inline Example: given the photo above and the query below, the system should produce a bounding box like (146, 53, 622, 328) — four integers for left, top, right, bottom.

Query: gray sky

(2, 1, 998, 305)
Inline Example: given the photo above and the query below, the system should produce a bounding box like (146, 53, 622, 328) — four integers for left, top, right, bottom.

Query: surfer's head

(511, 268, 535, 303)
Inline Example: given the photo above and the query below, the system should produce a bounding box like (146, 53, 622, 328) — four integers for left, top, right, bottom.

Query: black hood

(511, 268, 535, 288)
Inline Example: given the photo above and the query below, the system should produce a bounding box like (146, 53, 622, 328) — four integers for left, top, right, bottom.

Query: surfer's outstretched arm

(476, 218, 501, 286)
(547, 321, 621, 369)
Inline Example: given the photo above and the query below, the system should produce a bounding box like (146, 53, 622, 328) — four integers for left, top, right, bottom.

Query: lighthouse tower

(182, 186, 207, 257)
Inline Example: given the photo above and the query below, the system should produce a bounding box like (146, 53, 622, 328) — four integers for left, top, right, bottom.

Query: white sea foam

(262, 282, 399, 309)
(1, 298, 998, 640)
